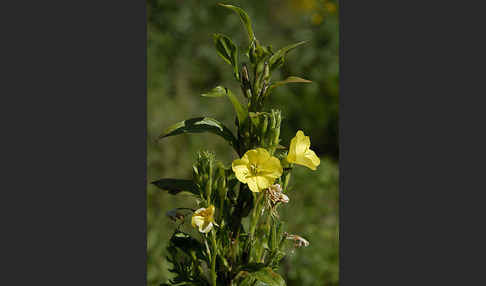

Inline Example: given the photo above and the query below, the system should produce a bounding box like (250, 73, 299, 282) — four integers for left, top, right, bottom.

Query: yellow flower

(191, 205, 216, 233)
(232, 148, 283, 193)
(287, 130, 320, 170)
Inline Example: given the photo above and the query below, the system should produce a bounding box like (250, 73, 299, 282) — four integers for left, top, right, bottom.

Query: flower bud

(192, 151, 217, 201)
(263, 61, 270, 82)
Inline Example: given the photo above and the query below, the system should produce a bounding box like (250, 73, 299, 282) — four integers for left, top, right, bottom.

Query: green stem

(210, 231, 218, 286)
(249, 192, 264, 240)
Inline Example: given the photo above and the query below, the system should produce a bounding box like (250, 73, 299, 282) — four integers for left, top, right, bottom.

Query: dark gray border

(1, 1, 146, 284)
(341, 0, 486, 285)
(2, 0, 485, 284)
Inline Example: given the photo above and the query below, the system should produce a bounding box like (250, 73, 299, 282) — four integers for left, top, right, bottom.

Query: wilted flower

(264, 184, 289, 217)
(191, 205, 216, 233)
(267, 184, 289, 203)
(285, 233, 310, 248)
(287, 130, 320, 170)
(166, 209, 185, 222)
(232, 148, 283, 192)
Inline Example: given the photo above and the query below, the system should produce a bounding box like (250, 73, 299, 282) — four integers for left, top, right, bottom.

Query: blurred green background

(147, 0, 339, 285)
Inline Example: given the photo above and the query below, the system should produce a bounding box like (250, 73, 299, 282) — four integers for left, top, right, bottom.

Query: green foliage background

(147, 0, 339, 285)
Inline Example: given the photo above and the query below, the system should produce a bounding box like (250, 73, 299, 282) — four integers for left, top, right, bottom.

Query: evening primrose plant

(152, 4, 321, 286)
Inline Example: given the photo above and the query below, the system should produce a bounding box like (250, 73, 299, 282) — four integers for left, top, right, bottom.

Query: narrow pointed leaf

(201, 86, 226, 97)
(269, 76, 312, 90)
(202, 87, 248, 125)
(218, 3, 255, 41)
(269, 41, 308, 70)
(213, 33, 239, 79)
(151, 178, 198, 195)
(226, 88, 248, 124)
(159, 117, 236, 146)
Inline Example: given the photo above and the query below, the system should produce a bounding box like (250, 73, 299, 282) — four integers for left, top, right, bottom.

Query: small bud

(241, 64, 250, 86)
(263, 61, 270, 82)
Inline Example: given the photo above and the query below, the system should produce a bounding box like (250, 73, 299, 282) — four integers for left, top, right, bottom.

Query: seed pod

(263, 61, 270, 82)
(217, 164, 227, 202)
(254, 60, 266, 96)
(265, 111, 275, 149)
(241, 64, 250, 88)
(259, 113, 269, 146)
(272, 110, 281, 147)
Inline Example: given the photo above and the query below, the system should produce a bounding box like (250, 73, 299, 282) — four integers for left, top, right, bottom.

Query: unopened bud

(263, 61, 270, 82)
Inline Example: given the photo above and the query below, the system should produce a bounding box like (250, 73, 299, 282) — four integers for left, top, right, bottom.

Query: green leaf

(269, 41, 308, 70)
(213, 33, 239, 80)
(227, 89, 248, 124)
(202, 87, 248, 125)
(251, 267, 286, 286)
(269, 76, 312, 90)
(201, 86, 226, 98)
(218, 3, 255, 41)
(159, 117, 237, 146)
(151, 178, 198, 195)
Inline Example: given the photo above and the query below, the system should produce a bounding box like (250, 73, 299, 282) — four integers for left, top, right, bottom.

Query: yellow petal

(287, 130, 310, 163)
(246, 176, 260, 192)
(259, 156, 283, 178)
(256, 176, 273, 190)
(206, 205, 215, 221)
(287, 146, 297, 163)
(191, 214, 204, 228)
(246, 148, 270, 165)
(200, 221, 213, 233)
(232, 158, 250, 183)
(304, 150, 320, 169)
(294, 150, 320, 170)
(287, 130, 320, 170)
(295, 130, 310, 155)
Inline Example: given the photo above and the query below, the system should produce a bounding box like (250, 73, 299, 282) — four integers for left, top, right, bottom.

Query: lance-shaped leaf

(201, 86, 226, 98)
(213, 33, 239, 80)
(159, 117, 237, 146)
(151, 178, 198, 195)
(269, 76, 312, 90)
(202, 87, 248, 125)
(218, 3, 255, 41)
(269, 41, 308, 70)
